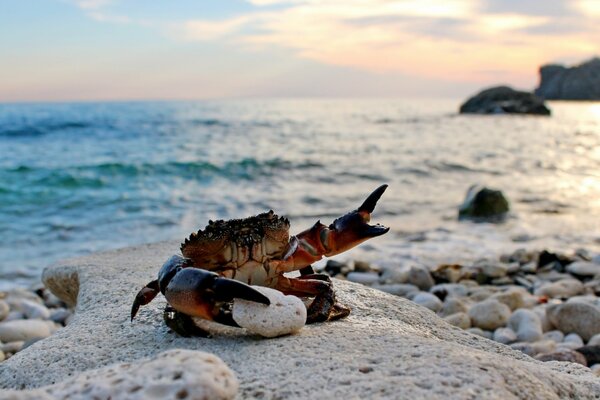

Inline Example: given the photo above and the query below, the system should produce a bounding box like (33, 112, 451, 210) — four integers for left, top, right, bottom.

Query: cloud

(71, 0, 113, 10)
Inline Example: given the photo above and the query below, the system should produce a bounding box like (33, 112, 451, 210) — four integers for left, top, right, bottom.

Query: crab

(131, 184, 389, 337)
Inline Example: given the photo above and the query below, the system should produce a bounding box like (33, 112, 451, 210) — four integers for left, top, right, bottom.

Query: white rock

(591, 364, 600, 377)
(543, 330, 565, 343)
(493, 327, 517, 344)
(0, 320, 56, 343)
(0, 300, 9, 321)
(346, 272, 380, 285)
(4, 311, 25, 322)
(566, 261, 600, 277)
(563, 333, 584, 347)
(412, 292, 443, 312)
(532, 305, 554, 333)
(588, 333, 600, 346)
(534, 279, 583, 298)
(508, 309, 543, 343)
(491, 288, 525, 311)
(468, 299, 511, 331)
(232, 286, 306, 338)
(438, 297, 468, 318)
(547, 302, 600, 341)
(378, 265, 409, 284)
(1, 341, 24, 354)
(19, 300, 51, 320)
(479, 261, 509, 278)
(443, 312, 471, 329)
(407, 265, 434, 290)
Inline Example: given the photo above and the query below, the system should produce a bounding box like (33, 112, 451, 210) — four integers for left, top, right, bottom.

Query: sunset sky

(1, 0, 599, 101)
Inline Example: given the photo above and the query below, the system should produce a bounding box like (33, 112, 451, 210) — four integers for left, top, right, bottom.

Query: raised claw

(358, 184, 388, 213)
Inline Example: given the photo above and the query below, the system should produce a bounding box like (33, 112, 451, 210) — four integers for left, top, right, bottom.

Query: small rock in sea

(468, 299, 511, 331)
(467, 327, 493, 340)
(563, 333, 584, 347)
(566, 261, 600, 277)
(458, 185, 510, 222)
(370, 283, 419, 298)
(508, 309, 543, 343)
(543, 330, 565, 343)
(19, 299, 51, 320)
(493, 327, 517, 344)
(444, 312, 471, 329)
(232, 286, 306, 338)
(346, 272, 380, 285)
(534, 279, 583, 298)
(588, 333, 600, 346)
(491, 288, 526, 311)
(407, 265, 435, 290)
(460, 85, 551, 115)
(575, 345, 600, 366)
(535, 350, 587, 366)
(546, 302, 600, 341)
(438, 297, 468, 318)
(412, 292, 443, 312)
(0, 320, 57, 343)
(0, 300, 9, 321)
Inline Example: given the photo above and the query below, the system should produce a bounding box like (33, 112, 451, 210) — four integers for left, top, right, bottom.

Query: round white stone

(232, 286, 306, 338)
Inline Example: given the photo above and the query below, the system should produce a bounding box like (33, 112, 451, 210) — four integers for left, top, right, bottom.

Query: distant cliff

(535, 57, 600, 100)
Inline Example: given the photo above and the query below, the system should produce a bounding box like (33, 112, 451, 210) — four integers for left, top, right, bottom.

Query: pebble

(1, 340, 24, 354)
(469, 287, 494, 302)
(0, 300, 9, 321)
(407, 265, 435, 290)
(576, 345, 600, 366)
(371, 283, 419, 298)
(532, 305, 554, 333)
(493, 327, 517, 344)
(588, 333, 600, 346)
(543, 330, 564, 343)
(535, 350, 587, 366)
(491, 288, 525, 311)
(563, 333, 584, 347)
(0, 350, 4, 362)
(353, 260, 374, 273)
(19, 299, 51, 320)
(412, 292, 443, 312)
(49, 308, 72, 325)
(534, 279, 583, 298)
(468, 299, 511, 331)
(346, 272, 380, 285)
(444, 312, 471, 329)
(478, 260, 509, 278)
(378, 265, 409, 284)
(566, 261, 600, 277)
(591, 364, 600, 377)
(508, 309, 542, 343)
(232, 286, 306, 338)
(438, 297, 468, 318)
(510, 340, 556, 357)
(4, 311, 25, 322)
(430, 283, 469, 299)
(547, 302, 600, 341)
(0, 319, 57, 343)
(467, 327, 493, 340)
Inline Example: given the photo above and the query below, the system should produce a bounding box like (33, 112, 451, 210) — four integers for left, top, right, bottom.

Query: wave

(0, 121, 93, 137)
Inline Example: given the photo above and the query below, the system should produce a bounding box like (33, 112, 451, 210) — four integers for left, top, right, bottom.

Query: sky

(0, 0, 599, 102)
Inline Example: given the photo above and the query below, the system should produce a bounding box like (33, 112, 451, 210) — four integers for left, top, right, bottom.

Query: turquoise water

(1, 99, 599, 288)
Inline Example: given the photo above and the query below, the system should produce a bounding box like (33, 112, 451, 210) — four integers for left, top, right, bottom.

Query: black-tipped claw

(358, 184, 388, 213)
(365, 224, 390, 237)
(212, 277, 271, 306)
(131, 280, 160, 321)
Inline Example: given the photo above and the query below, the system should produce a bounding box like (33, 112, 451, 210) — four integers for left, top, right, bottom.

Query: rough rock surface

(459, 86, 551, 115)
(232, 286, 306, 338)
(535, 58, 600, 100)
(1, 349, 238, 400)
(1, 242, 599, 399)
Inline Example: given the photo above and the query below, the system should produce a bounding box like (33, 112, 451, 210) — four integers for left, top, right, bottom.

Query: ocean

(1, 99, 599, 289)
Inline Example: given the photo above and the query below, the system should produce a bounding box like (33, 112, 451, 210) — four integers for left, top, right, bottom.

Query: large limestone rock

(459, 86, 551, 115)
(1, 242, 599, 399)
(535, 58, 600, 100)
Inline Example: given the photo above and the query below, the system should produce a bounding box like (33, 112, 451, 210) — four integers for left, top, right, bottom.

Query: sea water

(1, 99, 599, 289)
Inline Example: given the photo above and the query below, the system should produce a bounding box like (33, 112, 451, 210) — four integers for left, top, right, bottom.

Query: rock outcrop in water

(459, 86, 551, 115)
(458, 185, 510, 222)
(535, 58, 600, 100)
(1, 242, 599, 399)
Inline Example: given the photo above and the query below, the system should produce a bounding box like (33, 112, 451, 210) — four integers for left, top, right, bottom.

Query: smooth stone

(466, 327, 493, 340)
(353, 260, 374, 273)
(468, 299, 511, 331)
(491, 288, 525, 311)
(543, 330, 565, 343)
(232, 287, 306, 338)
(438, 297, 468, 318)
(566, 295, 600, 308)
(1, 341, 24, 354)
(412, 292, 442, 312)
(547, 302, 600, 341)
(532, 305, 554, 333)
(19, 300, 51, 320)
(557, 342, 584, 351)
(0, 300, 9, 321)
(371, 283, 419, 298)
(564, 333, 584, 347)
(430, 283, 468, 300)
(508, 309, 543, 343)
(443, 312, 471, 330)
(534, 279, 583, 298)
(588, 333, 600, 346)
(407, 265, 434, 291)
(0, 349, 238, 399)
(4, 311, 25, 322)
(430, 264, 464, 283)
(378, 265, 409, 284)
(493, 327, 517, 344)
(468, 288, 493, 302)
(567, 261, 600, 277)
(520, 262, 537, 274)
(510, 340, 556, 357)
(2, 241, 598, 398)
(591, 364, 600, 377)
(576, 346, 600, 366)
(536, 350, 587, 366)
(49, 308, 71, 325)
(457, 184, 510, 221)
(0, 320, 56, 343)
(346, 272, 380, 285)
(478, 261, 509, 279)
